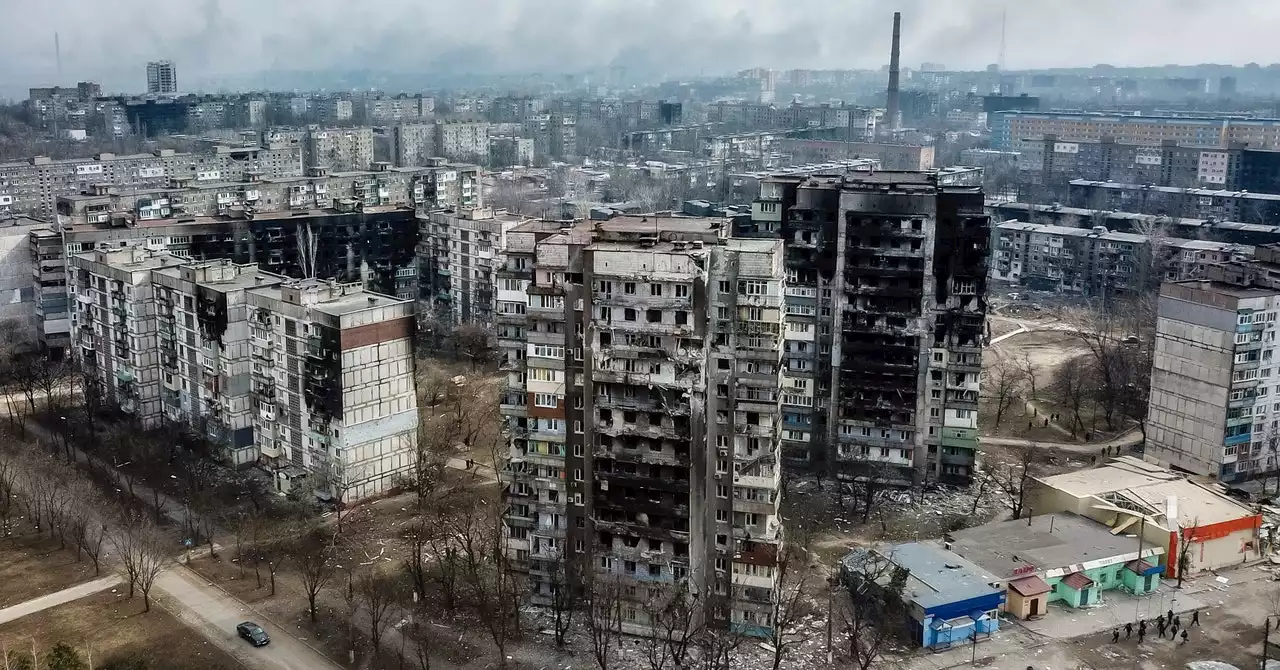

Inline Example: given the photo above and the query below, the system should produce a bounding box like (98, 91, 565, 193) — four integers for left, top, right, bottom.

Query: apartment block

(146, 60, 177, 94)
(490, 136, 534, 167)
(392, 123, 438, 168)
(305, 127, 374, 173)
(316, 99, 354, 124)
(245, 278, 418, 499)
(1146, 278, 1280, 483)
(498, 216, 786, 638)
(357, 95, 434, 124)
(0, 144, 303, 220)
(776, 139, 934, 171)
(992, 221, 1247, 296)
(69, 248, 418, 498)
(417, 208, 530, 329)
(747, 171, 990, 485)
(1068, 180, 1280, 225)
(437, 122, 491, 163)
(991, 111, 1280, 152)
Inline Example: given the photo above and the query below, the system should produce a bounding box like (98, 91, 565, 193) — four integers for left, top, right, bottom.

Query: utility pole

(1265, 617, 1272, 667)
(826, 577, 834, 664)
(1134, 515, 1146, 622)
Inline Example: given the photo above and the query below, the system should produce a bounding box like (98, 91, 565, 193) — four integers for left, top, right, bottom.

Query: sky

(1, 0, 1277, 95)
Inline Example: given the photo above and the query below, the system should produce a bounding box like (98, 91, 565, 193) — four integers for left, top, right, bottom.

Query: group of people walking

(1111, 609, 1200, 645)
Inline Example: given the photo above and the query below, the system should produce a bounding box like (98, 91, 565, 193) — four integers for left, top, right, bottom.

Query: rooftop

(843, 542, 1001, 611)
(946, 513, 1153, 578)
(1035, 456, 1256, 528)
(1070, 179, 1280, 202)
(1163, 279, 1280, 299)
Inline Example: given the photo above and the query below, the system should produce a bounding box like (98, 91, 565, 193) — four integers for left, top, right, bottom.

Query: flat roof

(1070, 179, 1280, 202)
(868, 543, 1001, 611)
(596, 216, 722, 234)
(1036, 456, 1255, 527)
(946, 513, 1146, 577)
(989, 201, 1280, 234)
(153, 262, 286, 293)
(248, 279, 408, 316)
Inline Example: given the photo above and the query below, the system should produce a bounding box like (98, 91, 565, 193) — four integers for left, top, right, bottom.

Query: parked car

(237, 621, 270, 647)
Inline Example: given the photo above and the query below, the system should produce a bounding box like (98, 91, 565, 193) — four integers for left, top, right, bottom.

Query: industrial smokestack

(885, 11, 902, 134)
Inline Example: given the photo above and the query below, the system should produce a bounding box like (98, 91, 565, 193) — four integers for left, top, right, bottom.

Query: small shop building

(840, 542, 1005, 651)
(1028, 456, 1262, 579)
(945, 512, 1164, 619)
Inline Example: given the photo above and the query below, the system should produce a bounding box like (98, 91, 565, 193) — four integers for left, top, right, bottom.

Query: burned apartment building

(417, 207, 532, 331)
(991, 221, 1248, 296)
(497, 216, 786, 638)
(69, 248, 418, 498)
(746, 171, 990, 486)
(31, 161, 480, 356)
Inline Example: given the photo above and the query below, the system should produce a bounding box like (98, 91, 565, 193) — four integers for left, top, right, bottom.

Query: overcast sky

(2, 0, 1276, 94)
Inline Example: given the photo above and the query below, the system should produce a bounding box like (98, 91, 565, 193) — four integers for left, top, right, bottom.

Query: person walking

(1137, 621, 1146, 643)
(1112, 628, 1120, 644)
(1167, 609, 1174, 622)
(1191, 610, 1200, 627)
(1157, 620, 1167, 639)
(1181, 629, 1190, 644)
(1124, 622, 1133, 639)
(1172, 614, 1181, 631)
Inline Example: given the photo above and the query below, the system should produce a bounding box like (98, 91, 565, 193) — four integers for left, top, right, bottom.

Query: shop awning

(1062, 571, 1095, 590)
(1009, 575, 1052, 597)
(1124, 559, 1163, 576)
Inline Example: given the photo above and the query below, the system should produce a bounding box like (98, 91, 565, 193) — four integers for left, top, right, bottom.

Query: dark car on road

(237, 621, 270, 647)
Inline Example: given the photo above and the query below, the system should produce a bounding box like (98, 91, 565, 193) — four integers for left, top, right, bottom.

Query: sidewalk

(0, 575, 123, 626)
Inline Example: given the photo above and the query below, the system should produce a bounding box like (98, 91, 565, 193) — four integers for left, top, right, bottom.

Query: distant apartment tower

(746, 171, 990, 485)
(146, 60, 177, 94)
(316, 99, 354, 124)
(498, 217, 786, 638)
(69, 248, 419, 498)
(436, 121, 491, 164)
(489, 136, 534, 167)
(305, 127, 374, 172)
(392, 123, 438, 168)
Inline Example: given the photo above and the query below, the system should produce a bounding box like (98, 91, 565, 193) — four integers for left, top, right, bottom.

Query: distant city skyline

(2, 0, 1279, 98)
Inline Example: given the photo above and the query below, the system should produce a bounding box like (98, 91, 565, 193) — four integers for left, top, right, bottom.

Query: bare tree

(768, 536, 815, 670)
(1018, 351, 1039, 405)
(455, 497, 523, 667)
(982, 352, 1026, 429)
(1176, 519, 1200, 588)
(839, 550, 909, 670)
(546, 552, 583, 648)
(292, 528, 336, 622)
(1050, 356, 1095, 437)
(0, 447, 19, 538)
(586, 572, 624, 670)
(690, 595, 745, 670)
(111, 511, 168, 612)
(357, 573, 399, 655)
(994, 444, 1037, 520)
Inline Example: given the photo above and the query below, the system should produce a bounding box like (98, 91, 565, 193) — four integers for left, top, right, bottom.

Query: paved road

(981, 429, 1143, 455)
(0, 575, 123, 626)
(154, 565, 343, 670)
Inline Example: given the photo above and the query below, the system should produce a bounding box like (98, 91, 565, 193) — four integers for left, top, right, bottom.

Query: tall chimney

(885, 11, 902, 134)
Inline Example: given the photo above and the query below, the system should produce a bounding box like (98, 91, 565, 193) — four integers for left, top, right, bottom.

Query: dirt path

(981, 429, 1144, 455)
(0, 575, 122, 626)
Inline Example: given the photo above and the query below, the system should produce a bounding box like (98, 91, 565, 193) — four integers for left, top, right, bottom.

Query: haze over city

(1, 0, 1278, 97)
(5, 2, 1280, 670)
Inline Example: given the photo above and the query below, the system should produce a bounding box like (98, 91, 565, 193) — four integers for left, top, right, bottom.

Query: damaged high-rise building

(498, 216, 786, 638)
(747, 171, 989, 486)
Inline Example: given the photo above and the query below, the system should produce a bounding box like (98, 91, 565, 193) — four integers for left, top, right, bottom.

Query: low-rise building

(840, 543, 1005, 650)
(1028, 457, 1263, 579)
(945, 512, 1164, 619)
